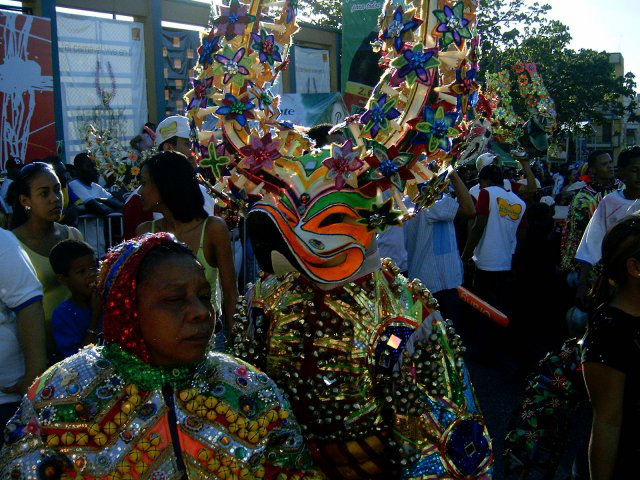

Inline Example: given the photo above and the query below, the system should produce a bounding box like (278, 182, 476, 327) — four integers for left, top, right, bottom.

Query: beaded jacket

(231, 259, 493, 479)
(0, 344, 323, 480)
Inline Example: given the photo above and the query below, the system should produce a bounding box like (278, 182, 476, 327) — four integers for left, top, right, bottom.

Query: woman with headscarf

(0, 233, 322, 480)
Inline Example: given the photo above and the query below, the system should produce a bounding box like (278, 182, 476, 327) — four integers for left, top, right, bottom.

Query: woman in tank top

(135, 151, 237, 350)
(9, 162, 84, 360)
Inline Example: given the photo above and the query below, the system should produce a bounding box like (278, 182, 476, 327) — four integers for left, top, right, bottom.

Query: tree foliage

(300, 0, 342, 29)
(477, 1, 637, 136)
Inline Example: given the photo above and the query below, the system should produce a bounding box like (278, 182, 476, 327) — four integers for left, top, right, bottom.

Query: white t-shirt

(469, 179, 516, 200)
(0, 229, 43, 405)
(575, 190, 640, 265)
(68, 179, 113, 203)
(473, 186, 526, 271)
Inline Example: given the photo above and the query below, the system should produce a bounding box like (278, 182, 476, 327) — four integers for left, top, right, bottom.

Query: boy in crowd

(49, 239, 101, 359)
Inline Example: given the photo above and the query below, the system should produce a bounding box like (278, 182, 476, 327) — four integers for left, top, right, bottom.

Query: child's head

(591, 213, 640, 306)
(50, 239, 97, 299)
(617, 145, 640, 198)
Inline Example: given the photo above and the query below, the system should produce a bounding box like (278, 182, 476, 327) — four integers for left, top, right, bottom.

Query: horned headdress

(185, 0, 491, 284)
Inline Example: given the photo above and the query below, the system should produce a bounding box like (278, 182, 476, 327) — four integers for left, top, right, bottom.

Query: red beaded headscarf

(97, 232, 176, 362)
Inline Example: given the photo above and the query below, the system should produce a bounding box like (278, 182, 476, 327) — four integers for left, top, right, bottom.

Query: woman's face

(137, 253, 214, 366)
(20, 170, 62, 222)
(139, 166, 162, 212)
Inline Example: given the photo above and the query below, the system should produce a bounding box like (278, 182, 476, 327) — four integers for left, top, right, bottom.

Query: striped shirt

(405, 195, 462, 293)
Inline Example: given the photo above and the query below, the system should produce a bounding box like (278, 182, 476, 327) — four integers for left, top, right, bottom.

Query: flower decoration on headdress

(414, 105, 460, 153)
(214, 47, 251, 86)
(215, 93, 255, 128)
(363, 145, 414, 192)
(251, 29, 283, 66)
(187, 76, 213, 110)
(356, 198, 402, 233)
(197, 32, 221, 68)
(239, 132, 281, 172)
(433, 1, 472, 49)
(380, 6, 423, 53)
(360, 94, 401, 139)
(390, 43, 439, 86)
(200, 142, 232, 180)
(322, 140, 364, 189)
(213, 0, 256, 39)
(441, 64, 480, 116)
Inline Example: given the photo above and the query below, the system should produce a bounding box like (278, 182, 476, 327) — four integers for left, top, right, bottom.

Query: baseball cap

(155, 115, 191, 146)
(475, 152, 496, 172)
(540, 196, 555, 207)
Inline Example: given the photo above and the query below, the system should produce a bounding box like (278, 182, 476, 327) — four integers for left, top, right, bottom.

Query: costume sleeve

(574, 200, 606, 266)
(376, 310, 493, 477)
(51, 305, 84, 359)
(475, 188, 490, 216)
(582, 311, 627, 374)
(0, 234, 43, 311)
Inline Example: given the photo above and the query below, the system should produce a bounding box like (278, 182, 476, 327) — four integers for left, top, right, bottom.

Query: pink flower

(239, 133, 281, 172)
(322, 140, 364, 189)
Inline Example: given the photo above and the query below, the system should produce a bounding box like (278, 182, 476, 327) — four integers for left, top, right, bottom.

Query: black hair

(307, 124, 333, 148)
(136, 240, 198, 285)
(73, 152, 93, 169)
(478, 164, 503, 184)
(7, 162, 57, 228)
(42, 155, 67, 188)
(49, 239, 95, 275)
(141, 151, 207, 223)
(144, 122, 157, 132)
(158, 136, 178, 152)
(130, 135, 144, 151)
(587, 150, 609, 168)
(590, 214, 640, 308)
(617, 145, 640, 170)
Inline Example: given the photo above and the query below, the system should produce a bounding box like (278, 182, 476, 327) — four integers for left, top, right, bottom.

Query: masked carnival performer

(1, 233, 322, 480)
(183, 0, 497, 478)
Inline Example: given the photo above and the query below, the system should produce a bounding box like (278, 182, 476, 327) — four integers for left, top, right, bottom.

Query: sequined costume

(560, 180, 620, 272)
(231, 260, 493, 479)
(1, 233, 322, 480)
(1, 346, 320, 480)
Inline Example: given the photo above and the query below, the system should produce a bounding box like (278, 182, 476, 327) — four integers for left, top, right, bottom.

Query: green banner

(341, 0, 385, 113)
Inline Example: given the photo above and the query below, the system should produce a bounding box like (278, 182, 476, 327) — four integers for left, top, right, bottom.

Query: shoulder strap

(199, 217, 209, 250)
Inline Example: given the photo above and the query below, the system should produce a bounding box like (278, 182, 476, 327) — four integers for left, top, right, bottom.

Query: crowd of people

(0, 114, 639, 478)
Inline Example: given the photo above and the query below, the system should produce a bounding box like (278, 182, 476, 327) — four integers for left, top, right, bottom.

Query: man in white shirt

(574, 146, 640, 307)
(69, 153, 124, 256)
(462, 164, 526, 315)
(0, 229, 46, 442)
(405, 170, 475, 326)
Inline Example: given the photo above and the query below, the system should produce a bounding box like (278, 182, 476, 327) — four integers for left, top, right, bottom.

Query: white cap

(155, 115, 191, 146)
(540, 196, 555, 207)
(475, 152, 497, 172)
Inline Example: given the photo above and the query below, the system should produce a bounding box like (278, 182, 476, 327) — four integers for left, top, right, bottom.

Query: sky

(540, 0, 640, 89)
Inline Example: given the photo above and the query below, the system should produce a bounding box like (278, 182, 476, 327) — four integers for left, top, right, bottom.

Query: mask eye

(318, 213, 346, 228)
